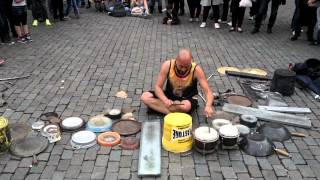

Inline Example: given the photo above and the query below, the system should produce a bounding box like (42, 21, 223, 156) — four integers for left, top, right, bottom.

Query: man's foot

(267, 27, 272, 34)
(32, 19, 38, 27)
(45, 19, 52, 26)
(200, 22, 206, 28)
(251, 28, 259, 34)
(214, 23, 220, 29)
(195, 18, 200, 22)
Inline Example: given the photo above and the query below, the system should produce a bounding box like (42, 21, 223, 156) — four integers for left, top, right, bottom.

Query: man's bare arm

(154, 61, 172, 107)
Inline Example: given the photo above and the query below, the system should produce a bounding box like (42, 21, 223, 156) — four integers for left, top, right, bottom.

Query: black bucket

(270, 69, 296, 96)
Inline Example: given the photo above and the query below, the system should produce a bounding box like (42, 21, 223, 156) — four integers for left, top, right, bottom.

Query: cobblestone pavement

(1, 0, 320, 179)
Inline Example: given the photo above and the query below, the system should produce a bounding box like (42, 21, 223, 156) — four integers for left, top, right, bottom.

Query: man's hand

(204, 105, 215, 118)
(163, 98, 173, 108)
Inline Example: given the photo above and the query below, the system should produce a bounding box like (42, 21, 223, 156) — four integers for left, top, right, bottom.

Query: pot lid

(87, 115, 112, 132)
(9, 122, 32, 141)
(212, 119, 231, 130)
(61, 117, 84, 130)
(10, 136, 49, 157)
(71, 130, 96, 144)
(194, 127, 218, 141)
(112, 120, 141, 136)
(120, 137, 140, 150)
(240, 115, 257, 123)
(226, 95, 252, 107)
(250, 83, 269, 92)
(235, 124, 250, 135)
(219, 124, 239, 137)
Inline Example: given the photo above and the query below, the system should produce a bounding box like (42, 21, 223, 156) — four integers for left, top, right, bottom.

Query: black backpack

(109, 2, 126, 17)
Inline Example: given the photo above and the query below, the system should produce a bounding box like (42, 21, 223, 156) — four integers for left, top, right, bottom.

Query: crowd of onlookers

(0, 0, 319, 46)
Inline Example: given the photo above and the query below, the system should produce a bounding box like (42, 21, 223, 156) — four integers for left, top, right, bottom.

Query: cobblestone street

(1, 0, 320, 179)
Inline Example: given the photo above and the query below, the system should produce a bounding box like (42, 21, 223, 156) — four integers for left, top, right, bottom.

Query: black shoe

(290, 35, 298, 41)
(267, 27, 272, 34)
(86, 2, 91, 8)
(251, 28, 259, 34)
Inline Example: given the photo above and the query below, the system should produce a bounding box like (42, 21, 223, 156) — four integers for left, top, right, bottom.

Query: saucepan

(239, 133, 290, 157)
(256, 122, 306, 142)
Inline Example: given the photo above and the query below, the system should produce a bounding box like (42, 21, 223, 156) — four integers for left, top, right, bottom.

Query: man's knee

(140, 91, 153, 104)
(180, 100, 192, 112)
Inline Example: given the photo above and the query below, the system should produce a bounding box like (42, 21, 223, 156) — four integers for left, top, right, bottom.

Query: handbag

(239, 0, 252, 7)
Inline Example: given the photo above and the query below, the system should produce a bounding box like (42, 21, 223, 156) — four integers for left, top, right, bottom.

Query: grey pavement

(1, 0, 320, 179)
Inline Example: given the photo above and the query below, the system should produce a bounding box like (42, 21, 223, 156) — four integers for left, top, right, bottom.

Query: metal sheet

(257, 106, 312, 114)
(222, 103, 312, 128)
(138, 121, 161, 177)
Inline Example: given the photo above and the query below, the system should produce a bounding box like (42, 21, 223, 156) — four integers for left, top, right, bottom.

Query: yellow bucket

(162, 113, 192, 153)
(0, 116, 11, 153)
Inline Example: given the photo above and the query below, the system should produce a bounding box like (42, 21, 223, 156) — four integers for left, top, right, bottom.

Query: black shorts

(149, 91, 198, 114)
(12, 6, 27, 26)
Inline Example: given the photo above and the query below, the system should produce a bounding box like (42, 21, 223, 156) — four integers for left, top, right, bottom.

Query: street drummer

(140, 48, 215, 118)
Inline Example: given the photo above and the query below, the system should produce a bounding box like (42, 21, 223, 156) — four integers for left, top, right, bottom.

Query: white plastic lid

(219, 124, 239, 138)
(71, 130, 96, 144)
(212, 119, 231, 130)
(62, 117, 83, 128)
(194, 127, 219, 142)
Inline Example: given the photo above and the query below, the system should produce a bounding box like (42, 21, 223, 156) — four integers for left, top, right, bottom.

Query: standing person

(178, 0, 185, 15)
(229, 0, 246, 32)
(200, 0, 223, 28)
(4, 0, 18, 38)
(251, 0, 286, 34)
(51, 0, 64, 21)
(148, 0, 162, 14)
(187, 0, 201, 21)
(316, 2, 320, 44)
(221, 0, 230, 22)
(29, 0, 52, 26)
(65, 0, 80, 18)
(0, 0, 14, 44)
(11, 0, 32, 43)
(140, 49, 215, 118)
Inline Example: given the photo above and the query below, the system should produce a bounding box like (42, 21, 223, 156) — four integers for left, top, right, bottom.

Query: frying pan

(257, 123, 306, 142)
(239, 133, 290, 157)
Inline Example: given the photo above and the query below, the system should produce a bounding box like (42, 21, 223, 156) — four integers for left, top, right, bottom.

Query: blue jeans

(317, 7, 320, 43)
(65, 0, 79, 16)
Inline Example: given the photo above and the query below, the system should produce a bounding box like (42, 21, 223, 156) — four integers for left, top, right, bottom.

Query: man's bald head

(176, 49, 193, 64)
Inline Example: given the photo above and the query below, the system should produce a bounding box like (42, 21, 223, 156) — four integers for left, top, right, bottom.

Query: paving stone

(57, 159, 70, 171)
(161, 157, 169, 169)
(118, 167, 131, 179)
(231, 161, 248, 173)
(195, 164, 210, 177)
(25, 174, 41, 180)
(12, 167, 29, 180)
(98, 147, 111, 155)
(169, 163, 182, 176)
(47, 155, 60, 166)
(300, 149, 314, 160)
(296, 165, 316, 178)
(303, 137, 318, 146)
(193, 152, 206, 164)
(91, 166, 106, 179)
(37, 153, 50, 161)
(71, 153, 85, 165)
(52, 171, 66, 180)
(65, 165, 81, 178)
(19, 157, 32, 167)
(261, 170, 277, 180)
(156, 168, 168, 180)
(131, 159, 138, 172)
(237, 173, 251, 180)
(272, 164, 288, 177)
(288, 170, 303, 180)
(81, 161, 95, 173)
(267, 155, 281, 165)
(3, 160, 19, 173)
(0, 174, 12, 180)
(30, 161, 46, 173)
(107, 161, 119, 173)
(218, 154, 231, 167)
(229, 150, 243, 161)
(84, 148, 97, 161)
(61, 150, 73, 160)
(257, 158, 273, 170)
(309, 146, 320, 156)
(306, 159, 320, 178)
(103, 172, 118, 180)
(78, 173, 92, 179)
(120, 155, 131, 168)
(0, 164, 4, 173)
(181, 156, 194, 168)
(109, 150, 121, 162)
(243, 155, 258, 165)
(291, 153, 306, 165)
(284, 142, 299, 153)
(248, 165, 263, 178)
(282, 159, 297, 170)
(168, 176, 183, 180)
(95, 155, 109, 167)
(169, 153, 180, 163)
(51, 145, 64, 155)
(181, 167, 196, 178)
(40, 165, 56, 179)
(221, 167, 237, 179)
(208, 161, 221, 172)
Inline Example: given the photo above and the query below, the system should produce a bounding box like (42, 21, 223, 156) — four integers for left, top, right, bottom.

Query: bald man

(141, 49, 215, 118)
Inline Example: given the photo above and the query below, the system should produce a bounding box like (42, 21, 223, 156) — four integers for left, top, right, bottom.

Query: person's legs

(179, 0, 185, 15)
(141, 92, 171, 114)
(65, 0, 72, 16)
(237, 7, 246, 28)
(157, 0, 162, 13)
(187, 0, 195, 18)
(195, 0, 201, 18)
(72, 0, 80, 17)
(149, 0, 156, 13)
(231, 0, 238, 28)
(202, 6, 210, 22)
(221, 0, 230, 21)
(252, 0, 269, 32)
(317, 7, 320, 44)
(267, 0, 280, 32)
(51, 0, 59, 19)
(212, 5, 220, 23)
(58, 0, 64, 20)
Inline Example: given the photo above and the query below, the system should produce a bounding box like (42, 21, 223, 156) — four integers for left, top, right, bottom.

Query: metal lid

(71, 130, 96, 145)
(9, 122, 31, 141)
(212, 119, 231, 131)
(10, 136, 49, 157)
(0, 116, 8, 129)
(112, 120, 141, 136)
(194, 127, 219, 142)
(226, 95, 252, 107)
(61, 117, 84, 130)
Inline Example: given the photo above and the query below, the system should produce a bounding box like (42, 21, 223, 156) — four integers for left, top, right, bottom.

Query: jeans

(65, 0, 79, 16)
(148, 0, 163, 13)
(254, 0, 280, 29)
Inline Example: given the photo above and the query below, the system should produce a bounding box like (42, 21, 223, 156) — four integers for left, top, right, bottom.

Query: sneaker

(214, 23, 220, 29)
(25, 34, 33, 42)
(237, 27, 243, 33)
(229, 27, 235, 32)
(248, 16, 254, 20)
(200, 22, 206, 28)
(161, 8, 167, 12)
(45, 19, 52, 26)
(218, 19, 221, 23)
(32, 19, 38, 27)
(251, 28, 259, 34)
(17, 37, 26, 43)
(227, 21, 232, 26)
(195, 18, 200, 22)
(189, 18, 193, 22)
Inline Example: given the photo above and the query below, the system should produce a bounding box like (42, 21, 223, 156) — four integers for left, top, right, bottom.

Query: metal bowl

(239, 133, 274, 157)
(256, 123, 291, 142)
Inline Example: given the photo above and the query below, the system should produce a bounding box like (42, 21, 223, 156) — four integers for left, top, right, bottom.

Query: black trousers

(221, 0, 230, 21)
(31, 0, 49, 21)
(231, 0, 245, 27)
(203, 5, 219, 22)
(254, 0, 280, 29)
(187, 0, 201, 18)
(249, 0, 259, 17)
(178, 0, 184, 13)
(0, 12, 11, 42)
(51, 0, 64, 20)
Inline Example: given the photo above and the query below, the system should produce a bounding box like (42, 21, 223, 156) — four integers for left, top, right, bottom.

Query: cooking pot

(219, 124, 240, 146)
(256, 123, 290, 142)
(194, 127, 219, 153)
(234, 124, 250, 137)
(240, 115, 257, 128)
(239, 133, 290, 157)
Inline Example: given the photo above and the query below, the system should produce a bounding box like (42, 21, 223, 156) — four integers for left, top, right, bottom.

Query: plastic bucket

(162, 113, 192, 153)
(0, 116, 11, 153)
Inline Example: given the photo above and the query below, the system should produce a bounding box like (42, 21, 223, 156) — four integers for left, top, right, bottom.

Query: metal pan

(239, 133, 290, 157)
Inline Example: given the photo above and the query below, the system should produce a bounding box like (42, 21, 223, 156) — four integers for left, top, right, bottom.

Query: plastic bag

(239, 0, 252, 7)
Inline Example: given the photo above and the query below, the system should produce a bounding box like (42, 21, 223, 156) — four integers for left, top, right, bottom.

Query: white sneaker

(214, 23, 220, 29)
(189, 18, 193, 22)
(218, 19, 221, 23)
(195, 18, 200, 22)
(200, 22, 206, 28)
(227, 21, 232, 26)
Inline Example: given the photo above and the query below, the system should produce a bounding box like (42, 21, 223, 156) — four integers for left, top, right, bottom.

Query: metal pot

(240, 115, 257, 128)
(256, 123, 290, 142)
(219, 124, 240, 146)
(194, 127, 219, 151)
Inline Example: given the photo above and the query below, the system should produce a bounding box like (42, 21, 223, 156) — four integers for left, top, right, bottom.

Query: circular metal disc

(10, 136, 49, 157)
(112, 120, 141, 136)
(9, 122, 32, 141)
(226, 95, 252, 107)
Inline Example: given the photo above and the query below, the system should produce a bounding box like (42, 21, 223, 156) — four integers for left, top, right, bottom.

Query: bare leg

(141, 92, 171, 114)
(15, 26, 22, 37)
(22, 25, 29, 35)
(169, 100, 191, 113)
